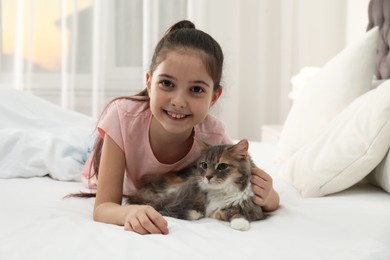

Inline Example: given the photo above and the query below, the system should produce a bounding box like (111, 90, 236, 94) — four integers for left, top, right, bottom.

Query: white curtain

(0, 0, 369, 140)
(1, 0, 187, 117)
(187, 0, 369, 140)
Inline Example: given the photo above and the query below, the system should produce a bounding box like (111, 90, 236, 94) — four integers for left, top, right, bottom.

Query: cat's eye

(200, 162, 208, 169)
(216, 163, 229, 171)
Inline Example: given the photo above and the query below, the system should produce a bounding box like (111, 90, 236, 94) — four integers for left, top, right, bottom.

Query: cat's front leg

(186, 210, 204, 220)
(230, 217, 250, 231)
(210, 207, 251, 231)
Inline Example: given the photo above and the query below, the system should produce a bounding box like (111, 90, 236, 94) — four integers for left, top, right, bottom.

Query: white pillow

(0, 87, 96, 181)
(275, 27, 379, 163)
(281, 80, 390, 197)
(368, 149, 390, 193)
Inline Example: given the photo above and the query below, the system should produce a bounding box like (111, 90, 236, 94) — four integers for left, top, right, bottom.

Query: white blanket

(0, 87, 95, 181)
(1, 141, 389, 260)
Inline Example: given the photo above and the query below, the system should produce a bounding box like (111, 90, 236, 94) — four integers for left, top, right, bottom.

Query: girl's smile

(165, 110, 190, 120)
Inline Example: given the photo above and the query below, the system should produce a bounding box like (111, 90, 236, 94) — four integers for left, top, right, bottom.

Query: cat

(126, 139, 265, 231)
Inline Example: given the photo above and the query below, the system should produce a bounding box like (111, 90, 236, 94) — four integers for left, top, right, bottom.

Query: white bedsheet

(1, 141, 389, 260)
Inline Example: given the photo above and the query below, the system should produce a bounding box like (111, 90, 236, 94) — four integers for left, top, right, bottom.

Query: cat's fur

(126, 139, 265, 231)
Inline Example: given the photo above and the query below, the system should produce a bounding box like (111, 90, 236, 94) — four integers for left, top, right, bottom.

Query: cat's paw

(187, 210, 204, 220)
(230, 218, 250, 231)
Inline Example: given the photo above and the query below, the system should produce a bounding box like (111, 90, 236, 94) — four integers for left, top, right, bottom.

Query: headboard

(367, 0, 390, 79)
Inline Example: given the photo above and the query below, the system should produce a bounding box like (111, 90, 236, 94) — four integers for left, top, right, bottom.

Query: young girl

(82, 20, 279, 235)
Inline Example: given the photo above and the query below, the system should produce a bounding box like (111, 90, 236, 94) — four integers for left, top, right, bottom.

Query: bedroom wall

(346, 0, 371, 45)
(194, 0, 370, 141)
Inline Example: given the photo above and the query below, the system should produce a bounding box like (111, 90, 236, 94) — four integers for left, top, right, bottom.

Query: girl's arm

(251, 167, 280, 212)
(93, 134, 168, 234)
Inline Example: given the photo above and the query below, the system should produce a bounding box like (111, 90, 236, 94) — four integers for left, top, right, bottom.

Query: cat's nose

(205, 175, 213, 181)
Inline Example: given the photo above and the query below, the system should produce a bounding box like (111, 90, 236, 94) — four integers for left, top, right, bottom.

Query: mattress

(1, 141, 389, 260)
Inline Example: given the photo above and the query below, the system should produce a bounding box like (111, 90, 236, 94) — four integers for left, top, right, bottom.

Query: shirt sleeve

(196, 114, 233, 145)
(97, 101, 125, 151)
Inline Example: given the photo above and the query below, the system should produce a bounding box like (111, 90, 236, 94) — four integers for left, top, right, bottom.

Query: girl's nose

(171, 93, 186, 108)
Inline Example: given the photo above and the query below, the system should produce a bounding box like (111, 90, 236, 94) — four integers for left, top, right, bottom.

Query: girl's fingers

(251, 184, 267, 206)
(252, 182, 266, 196)
(252, 195, 265, 206)
(251, 175, 271, 195)
(127, 218, 149, 235)
(251, 175, 265, 188)
(250, 168, 273, 206)
(124, 221, 131, 231)
(140, 209, 168, 234)
(145, 208, 169, 234)
(125, 208, 169, 235)
(123, 205, 169, 235)
(251, 167, 272, 181)
(251, 168, 280, 211)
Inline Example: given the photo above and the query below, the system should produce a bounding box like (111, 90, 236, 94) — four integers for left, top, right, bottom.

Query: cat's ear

(229, 139, 249, 160)
(195, 138, 210, 151)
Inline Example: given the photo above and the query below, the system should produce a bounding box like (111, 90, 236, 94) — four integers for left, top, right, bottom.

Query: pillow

(0, 87, 96, 181)
(275, 27, 379, 163)
(281, 80, 390, 197)
(368, 149, 390, 193)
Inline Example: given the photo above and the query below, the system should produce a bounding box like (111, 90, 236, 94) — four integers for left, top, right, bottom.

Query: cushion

(281, 80, 390, 197)
(275, 27, 379, 163)
(368, 149, 390, 193)
(0, 87, 96, 181)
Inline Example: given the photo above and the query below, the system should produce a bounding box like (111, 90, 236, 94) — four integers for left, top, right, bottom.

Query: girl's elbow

(92, 204, 104, 222)
(92, 209, 100, 222)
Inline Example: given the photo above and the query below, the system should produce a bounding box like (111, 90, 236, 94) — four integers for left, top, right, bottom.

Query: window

(0, 0, 187, 117)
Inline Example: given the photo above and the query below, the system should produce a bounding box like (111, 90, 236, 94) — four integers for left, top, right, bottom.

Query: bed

(1, 1, 390, 259)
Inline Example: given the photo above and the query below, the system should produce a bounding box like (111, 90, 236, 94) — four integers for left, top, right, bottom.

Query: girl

(82, 20, 279, 235)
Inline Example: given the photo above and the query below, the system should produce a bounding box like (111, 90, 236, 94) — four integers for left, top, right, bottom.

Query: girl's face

(147, 50, 222, 137)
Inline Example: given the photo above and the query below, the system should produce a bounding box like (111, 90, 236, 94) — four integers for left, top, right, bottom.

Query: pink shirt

(82, 98, 231, 194)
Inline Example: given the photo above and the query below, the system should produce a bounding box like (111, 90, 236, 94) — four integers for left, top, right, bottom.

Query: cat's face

(196, 139, 251, 191)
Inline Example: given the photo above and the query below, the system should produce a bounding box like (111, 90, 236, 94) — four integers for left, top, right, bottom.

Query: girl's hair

(151, 20, 224, 91)
(89, 20, 224, 179)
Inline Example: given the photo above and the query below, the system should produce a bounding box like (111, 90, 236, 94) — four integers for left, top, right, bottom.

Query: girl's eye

(191, 86, 205, 93)
(216, 163, 229, 171)
(160, 80, 173, 88)
(200, 162, 208, 169)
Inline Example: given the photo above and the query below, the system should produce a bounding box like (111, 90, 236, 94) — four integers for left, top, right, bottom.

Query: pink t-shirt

(82, 98, 231, 195)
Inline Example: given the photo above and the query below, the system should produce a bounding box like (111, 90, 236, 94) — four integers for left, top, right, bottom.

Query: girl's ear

(146, 72, 152, 95)
(210, 87, 223, 107)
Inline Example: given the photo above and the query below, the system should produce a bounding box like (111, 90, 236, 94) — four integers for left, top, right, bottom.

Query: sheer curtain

(188, 0, 369, 140)
(0, 0, 369, 140)
(1, 0, 187, 117)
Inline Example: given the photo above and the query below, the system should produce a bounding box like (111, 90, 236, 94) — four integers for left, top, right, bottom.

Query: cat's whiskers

(199, 176, 226, 190)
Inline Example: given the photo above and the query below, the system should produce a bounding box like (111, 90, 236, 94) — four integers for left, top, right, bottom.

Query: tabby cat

(126, 139, 265, 231)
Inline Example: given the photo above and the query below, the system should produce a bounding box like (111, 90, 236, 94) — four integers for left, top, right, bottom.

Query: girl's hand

(123, 205, 169, 235)
(251, 167, 280, 212)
